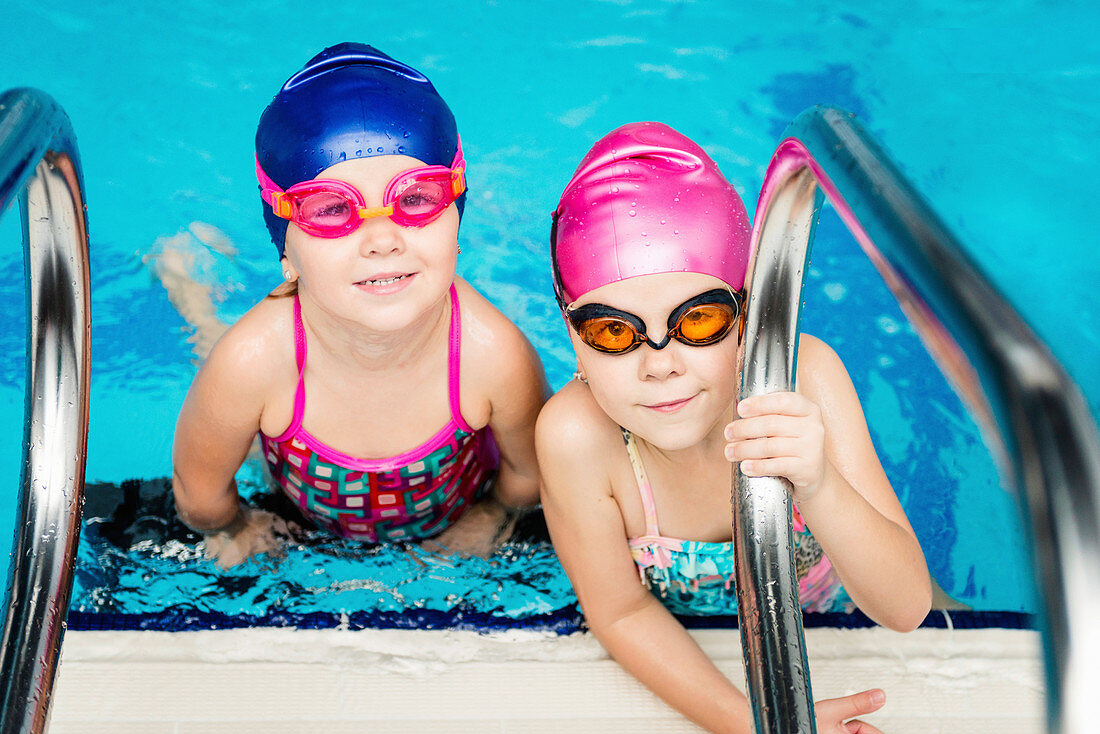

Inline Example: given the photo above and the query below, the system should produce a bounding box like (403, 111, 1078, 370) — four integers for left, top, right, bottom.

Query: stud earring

(572, 370, 588, 384)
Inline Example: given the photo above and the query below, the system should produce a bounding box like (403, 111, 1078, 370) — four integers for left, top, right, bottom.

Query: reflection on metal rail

(734, 105, 1100, 733)
(0, 88, 91, 734)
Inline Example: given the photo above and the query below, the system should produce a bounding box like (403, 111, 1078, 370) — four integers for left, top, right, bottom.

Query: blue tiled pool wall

(67, 607, 1034, 634)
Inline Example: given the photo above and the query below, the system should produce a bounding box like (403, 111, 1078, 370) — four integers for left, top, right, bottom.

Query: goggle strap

(450, 137, 467, 197)
(255, 153, 288, 215)
(451, 136, 465, 169)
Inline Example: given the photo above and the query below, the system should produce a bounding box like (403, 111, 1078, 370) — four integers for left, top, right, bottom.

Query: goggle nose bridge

(357, 204, 396, 220)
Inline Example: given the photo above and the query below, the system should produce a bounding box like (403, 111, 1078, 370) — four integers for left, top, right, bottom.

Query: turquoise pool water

(3, 1, 1098, 620)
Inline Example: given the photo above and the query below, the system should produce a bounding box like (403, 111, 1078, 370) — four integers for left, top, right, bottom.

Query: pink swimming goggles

(255, 141, 466, 238)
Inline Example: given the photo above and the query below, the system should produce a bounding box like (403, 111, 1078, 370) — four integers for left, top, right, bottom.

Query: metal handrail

(734, 105, 1100, 733)
(733, 151, 822, 733)
(0, 88, 91, 734)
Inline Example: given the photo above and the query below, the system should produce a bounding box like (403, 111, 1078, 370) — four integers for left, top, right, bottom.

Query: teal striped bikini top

(622, 429, 849, 616)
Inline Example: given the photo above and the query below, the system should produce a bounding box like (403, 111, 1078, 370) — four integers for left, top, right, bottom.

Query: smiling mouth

(643, 395, 696, 413)
(358, 274, 411, 286)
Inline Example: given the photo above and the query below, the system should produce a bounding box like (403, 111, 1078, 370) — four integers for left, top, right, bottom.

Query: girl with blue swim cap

(173, 43, 547, 565)
(537, 122, 931, 733)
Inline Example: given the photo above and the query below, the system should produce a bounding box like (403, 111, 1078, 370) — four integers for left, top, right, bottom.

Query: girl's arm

(172, 310, 285, 564)
(485, 330, 547, 508)
(726, 335, 932, 631)
(537, 388, 751, 734)
(462, 285, 548, 509)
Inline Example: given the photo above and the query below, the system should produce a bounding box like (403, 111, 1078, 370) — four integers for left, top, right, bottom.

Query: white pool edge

(48, 626, 1046, 733)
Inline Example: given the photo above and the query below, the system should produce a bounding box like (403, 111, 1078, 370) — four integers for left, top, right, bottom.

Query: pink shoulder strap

(446, 283, 473, 432)
(284, 294, 308, 438)
(623, 430, 661, 537)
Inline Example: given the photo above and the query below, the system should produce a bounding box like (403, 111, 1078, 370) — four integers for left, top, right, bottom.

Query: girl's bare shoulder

(177, 294, 299, 440)
(200, 295, 297, 391)
(536, 380, 622, 465)
(795, 333, 868, 425)
(796, 334, 851, 388)
(452, 278, 536, 359)
(452, 277, 546, 399)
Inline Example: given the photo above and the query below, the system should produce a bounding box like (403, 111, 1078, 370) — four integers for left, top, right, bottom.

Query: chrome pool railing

(733, 150, 822, 733)
(0, 88, 92, 734)
(733, 105, 1100, 734)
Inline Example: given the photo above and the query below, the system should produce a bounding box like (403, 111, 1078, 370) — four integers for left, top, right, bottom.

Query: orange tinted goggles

(567, 289, 742, 355)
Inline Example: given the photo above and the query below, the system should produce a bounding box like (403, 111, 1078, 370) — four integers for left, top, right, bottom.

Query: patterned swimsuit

(261, 284, 498, 541)
(623, 430, 848, 615)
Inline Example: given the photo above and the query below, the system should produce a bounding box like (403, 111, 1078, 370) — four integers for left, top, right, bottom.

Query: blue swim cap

(256, 43, 464, 257)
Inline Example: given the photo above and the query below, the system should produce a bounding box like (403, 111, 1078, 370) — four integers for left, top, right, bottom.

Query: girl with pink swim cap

(537, 122, 931, 733)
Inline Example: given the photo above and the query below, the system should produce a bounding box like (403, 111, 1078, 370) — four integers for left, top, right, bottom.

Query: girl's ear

(573, 360, 588, 384)
(281, 258, 299, 282)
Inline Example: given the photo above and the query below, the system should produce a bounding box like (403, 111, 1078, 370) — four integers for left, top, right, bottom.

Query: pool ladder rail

(734, 106, 1100, 734)
(0, 88, 91, 734)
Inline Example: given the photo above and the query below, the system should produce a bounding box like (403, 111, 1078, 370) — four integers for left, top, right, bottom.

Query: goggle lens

(579, 317, 642, 353)
(297, 191, 356, 229)
(392, 176, 450, 221)
(675, 304, 736, 344)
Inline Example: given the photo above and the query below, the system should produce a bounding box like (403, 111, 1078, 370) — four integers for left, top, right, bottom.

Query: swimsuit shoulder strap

(284, 293, 308, 438)
(446, 283, 473, 432)
(622, 429, 661, 537)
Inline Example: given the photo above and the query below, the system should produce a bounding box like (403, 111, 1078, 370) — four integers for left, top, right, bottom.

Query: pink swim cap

(551, 121, 751, 307)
